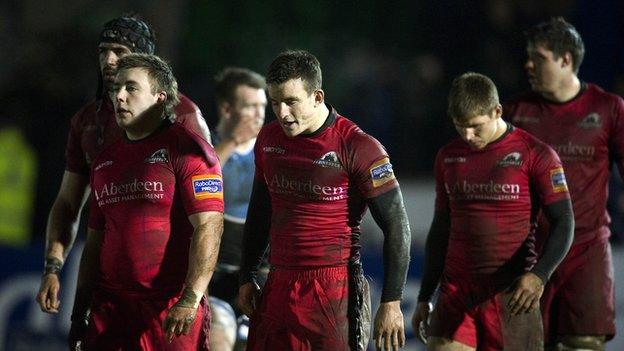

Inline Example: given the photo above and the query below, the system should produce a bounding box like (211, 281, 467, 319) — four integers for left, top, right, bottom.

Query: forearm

(45, 172, 90, 261)
(531, 199, 574, 282)
(184, 220, 223, 293)
(368, 187, 411, 302)
(45, 198, 85, 260)
(417, 211, 450, 303)
(239, 180, 272, 285)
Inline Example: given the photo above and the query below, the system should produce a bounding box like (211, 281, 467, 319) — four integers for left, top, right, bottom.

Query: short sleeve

(173, 134, 224, 215)
(348, 132, 398, 198)
(529, 143, 571, 206)
(608, 96, 624, 176)
(65, 109, 89, 175)
(253, 128, 266, 182)
(433, 150, 450, 212)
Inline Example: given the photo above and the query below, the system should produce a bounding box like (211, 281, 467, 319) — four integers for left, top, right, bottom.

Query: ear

(493, 104, 503, 119)
(313, 89, 325, 107)
(218, 102, 231, 119)
(156, 91, 167, 104)
(561, 52, 574, 70)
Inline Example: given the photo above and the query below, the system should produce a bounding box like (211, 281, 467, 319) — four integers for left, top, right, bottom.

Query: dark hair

(99, 14, 156, 54)
(214, 67, 266, 104)
(525, 17, 585, 73)
(116, 53, 180, 117)
(447, 72, 499, 122)
(266, 50, 322, 94)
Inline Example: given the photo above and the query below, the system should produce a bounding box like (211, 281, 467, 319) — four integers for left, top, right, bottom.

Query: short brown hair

(525, 17, 585, 73)
(266, 50, 322, 94)
(116, 53, 180, 117)
(447, 72, 499, 122)
(214, 67, 266, 104)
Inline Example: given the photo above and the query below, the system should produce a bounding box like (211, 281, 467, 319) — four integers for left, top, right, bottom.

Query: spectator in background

(36, 14, 211, 315)
(209, 67, 267, 350)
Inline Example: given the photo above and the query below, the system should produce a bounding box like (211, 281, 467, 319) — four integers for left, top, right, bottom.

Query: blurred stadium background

(1, 0, 624, 349)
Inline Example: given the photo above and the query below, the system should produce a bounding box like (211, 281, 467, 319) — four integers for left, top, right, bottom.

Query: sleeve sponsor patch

(370, 158, 396, 188)
(550, 167, 568, 193)
(192, 175, 223, 199)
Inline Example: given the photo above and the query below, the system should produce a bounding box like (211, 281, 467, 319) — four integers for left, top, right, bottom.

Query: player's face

(525, 44, 565, 94)
(113, 67, 164, 131)
(453, 106, 503, 150)
(268, 78, 324, 137)
(99, 42, 132, 90)
(231, 85, 267, 128)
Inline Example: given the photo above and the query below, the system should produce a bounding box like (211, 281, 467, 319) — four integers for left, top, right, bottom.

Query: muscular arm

(417, 210, 450, 303)
(239, 179, 272, 286)
(184, 211, 224, 294)
(37, 171, 90, 313)
(367, 187, 411, 302)
(531, 199, 575, 282)
(162, 211, 223, 342)
(45, 171, 90, 262)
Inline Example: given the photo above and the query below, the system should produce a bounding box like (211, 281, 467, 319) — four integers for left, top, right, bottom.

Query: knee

(552, 335, 606, 351)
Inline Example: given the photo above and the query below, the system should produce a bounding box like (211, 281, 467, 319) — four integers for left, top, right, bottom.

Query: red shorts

(247, 266, 351, 351)
(541, 237, 615, 342)
(428, 276, 543, 351)
(85, 289, 210, 350)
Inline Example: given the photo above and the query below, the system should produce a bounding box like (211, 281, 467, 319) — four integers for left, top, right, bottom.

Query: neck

(125, 112, 166, 141)
(307, 103, 330, 134)
(491, 118, 508, 142)
(541, 74, 581, 103)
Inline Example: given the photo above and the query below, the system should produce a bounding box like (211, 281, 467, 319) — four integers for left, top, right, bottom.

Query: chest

(91, 146, 176, 208)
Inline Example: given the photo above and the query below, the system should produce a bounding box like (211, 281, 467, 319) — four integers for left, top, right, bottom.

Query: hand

(162, 304, 198, 343)
(411, 302, 432, 344)
(507, 272, 544, 315)
(225, 115, 262, 145)
(68, 320, 87, 351)
(238, 281, 261, 318)
(37, 273, 61, 313)
(373, 300, 405, 350)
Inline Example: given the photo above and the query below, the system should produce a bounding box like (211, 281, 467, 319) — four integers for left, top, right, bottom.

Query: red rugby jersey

(254, 107, 398, 268)
(505, 84, 624, 245)
(65, 94, 209, 175)
(88, 122, 223, 293)
(435, 127, 569, 281)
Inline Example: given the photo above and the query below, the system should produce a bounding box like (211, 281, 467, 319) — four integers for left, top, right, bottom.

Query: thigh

(286, 273, 350, 350)
(481, 290, 543, 351)
(427, 337, 476, 351)
(428, 280, 478, 349)
(545, 240, 615, 339)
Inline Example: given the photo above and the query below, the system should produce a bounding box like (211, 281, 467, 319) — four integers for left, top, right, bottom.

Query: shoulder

(70, 100, 99, 125)
(511, 127, 557, 159)
(174, 93, 201, 115)
(169, 123, 219, 166)
(334, 115, 383, 150)
(585, 83, 624, 107)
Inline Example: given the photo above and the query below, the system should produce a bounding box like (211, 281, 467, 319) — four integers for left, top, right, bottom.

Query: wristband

(176, 287, 203, 309)
(44, 257, 63, 276)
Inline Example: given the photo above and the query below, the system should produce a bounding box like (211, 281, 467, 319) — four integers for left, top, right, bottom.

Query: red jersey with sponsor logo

(88, 122, 223, 293)
(505, 84, 624, 246)
(435, 127, 569, 281)
(66, 94, 209, 175)
(254, 107, 398, 268)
